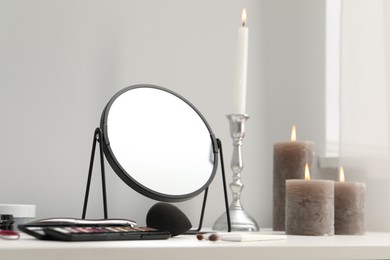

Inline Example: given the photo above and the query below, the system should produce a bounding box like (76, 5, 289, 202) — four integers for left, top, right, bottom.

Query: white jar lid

(0, 204, 36, 218)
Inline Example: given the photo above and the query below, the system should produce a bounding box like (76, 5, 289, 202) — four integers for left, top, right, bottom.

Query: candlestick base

(213, 207, 259, 232)
(212, 114, 259, 232)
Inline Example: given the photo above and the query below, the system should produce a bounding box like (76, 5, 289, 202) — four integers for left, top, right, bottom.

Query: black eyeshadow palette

(19, 225, 171, 241)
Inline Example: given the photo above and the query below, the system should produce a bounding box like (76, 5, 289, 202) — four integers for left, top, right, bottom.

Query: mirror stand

(81, 128, 108, 220)
(186, 138, 231, 233)
(81, 130, 231, 232)
(215, 139, 232, 232)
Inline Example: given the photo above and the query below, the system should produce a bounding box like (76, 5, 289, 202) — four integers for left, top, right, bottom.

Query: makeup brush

(197, 232, 287, 242)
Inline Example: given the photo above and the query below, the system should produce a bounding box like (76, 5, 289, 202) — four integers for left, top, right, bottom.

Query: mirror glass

(101, 85, 218, 202)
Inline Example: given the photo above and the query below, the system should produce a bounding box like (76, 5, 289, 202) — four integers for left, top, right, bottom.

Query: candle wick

(242, 22, 246, 27)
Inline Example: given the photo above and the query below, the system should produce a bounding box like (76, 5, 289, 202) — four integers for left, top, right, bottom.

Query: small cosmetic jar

(0, 204, 36, 230)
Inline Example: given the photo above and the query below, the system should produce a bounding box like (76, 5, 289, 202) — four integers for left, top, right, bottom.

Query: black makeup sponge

(146, 202, 192, 236)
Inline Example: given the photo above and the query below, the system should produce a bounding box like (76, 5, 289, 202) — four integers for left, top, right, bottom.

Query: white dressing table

(1, 231, 390, 260)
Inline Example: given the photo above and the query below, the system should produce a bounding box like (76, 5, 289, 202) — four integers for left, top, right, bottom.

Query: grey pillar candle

(273, 125, 315, 231)
(286, 178, 335, 236)
(334, 167, 366, 235)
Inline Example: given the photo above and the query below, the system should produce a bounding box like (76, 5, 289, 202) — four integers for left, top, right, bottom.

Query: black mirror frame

(99, 84, 219, 202)
(81, 84, 231, 232)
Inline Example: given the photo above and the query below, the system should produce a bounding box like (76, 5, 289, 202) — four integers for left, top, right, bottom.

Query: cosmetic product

(0, 204, 36, 230)
(273, 125, 315, 231)
(27, 217, 137, 227)
(0, 230, 20, 240)
(146, 202, 192, 236)
(0, 215, 14, 230)
(197, 232, 287, 242)
(19, 225, 170, 242)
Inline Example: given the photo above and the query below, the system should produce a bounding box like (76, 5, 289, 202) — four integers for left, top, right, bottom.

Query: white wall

(0, 0, 326, 229)
(261, 0, 327, 226)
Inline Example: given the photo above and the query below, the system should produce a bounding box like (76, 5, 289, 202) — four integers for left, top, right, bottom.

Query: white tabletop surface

(1, 230, 390, 260)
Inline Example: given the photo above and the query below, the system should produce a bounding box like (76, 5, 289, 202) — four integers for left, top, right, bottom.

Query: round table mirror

(100, 85, 218, 202)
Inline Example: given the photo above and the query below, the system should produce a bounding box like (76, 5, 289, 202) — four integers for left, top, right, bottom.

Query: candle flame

(339, 166, 345, 182)
(241, 8, 247, 26)
(304, 163, 310, 180)
(291, 124, 297, 142)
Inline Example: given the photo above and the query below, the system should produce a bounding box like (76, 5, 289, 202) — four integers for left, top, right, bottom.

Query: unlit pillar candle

(334, 166, 366, 235)
(273, 125, 315, 231)
(286, 178, 335, 236)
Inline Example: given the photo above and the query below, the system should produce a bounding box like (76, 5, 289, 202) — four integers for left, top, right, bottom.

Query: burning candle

(232, 8, 249, 115)
(334, 166, 366, 235)
(285, 164, 335, 236)
(273, 125, 315, 231)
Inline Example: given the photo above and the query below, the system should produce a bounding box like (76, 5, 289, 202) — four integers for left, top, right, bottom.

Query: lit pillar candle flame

(291, 125, 297, 142)
(339, 166, 345, 182)
(304, 163, 310, 180)
(241, 8, 247, 26)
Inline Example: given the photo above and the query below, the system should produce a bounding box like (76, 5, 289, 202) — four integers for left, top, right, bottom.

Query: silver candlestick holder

(213, 114, 259, 231)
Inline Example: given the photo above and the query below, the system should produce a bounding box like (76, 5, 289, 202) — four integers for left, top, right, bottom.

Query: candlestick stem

(213, 114, 259, 231)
